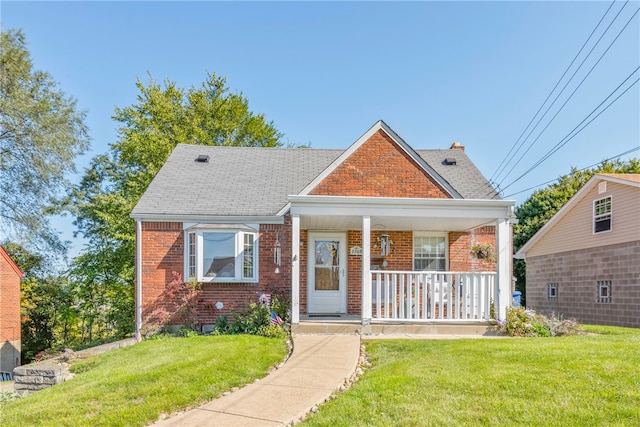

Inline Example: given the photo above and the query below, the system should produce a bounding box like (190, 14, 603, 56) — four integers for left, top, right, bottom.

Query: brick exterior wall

(309, 129, 450, 198)
(526, 240, 640, 328)
(139, 216, 294, 330)
(1, 249, 22, 372)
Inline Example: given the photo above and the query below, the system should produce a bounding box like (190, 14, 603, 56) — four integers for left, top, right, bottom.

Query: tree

(514, 158, 640, 304)
(0, 29, 89, 254)
(2, 241, 78, 363)
(71, 73, 283, 337)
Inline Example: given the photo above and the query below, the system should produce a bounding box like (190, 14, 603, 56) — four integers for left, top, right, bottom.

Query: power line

(501, 68, 640, 192)
(504, 146, 640, 198)
(476, 65, 640, 200)
(490, 0, 623, 184)
(495, 2, 638, 188)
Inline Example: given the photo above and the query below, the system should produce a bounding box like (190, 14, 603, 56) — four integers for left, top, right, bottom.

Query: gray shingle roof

(416, 150, 500, 200)
(132, 144, 499, 218)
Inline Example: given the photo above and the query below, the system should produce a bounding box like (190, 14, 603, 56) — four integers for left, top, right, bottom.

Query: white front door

(308, 232, 347, 313)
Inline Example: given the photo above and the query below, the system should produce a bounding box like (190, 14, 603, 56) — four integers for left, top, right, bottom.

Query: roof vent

(443, 158, 457, 166)
(195, 155, 210, 163)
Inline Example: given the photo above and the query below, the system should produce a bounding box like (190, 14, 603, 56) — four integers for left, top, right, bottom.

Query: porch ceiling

(299, 215, 494, 232)
(289, 195, 516, 232)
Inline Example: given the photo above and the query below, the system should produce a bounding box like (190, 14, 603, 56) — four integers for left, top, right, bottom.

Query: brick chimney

(450, 141, 465, 151)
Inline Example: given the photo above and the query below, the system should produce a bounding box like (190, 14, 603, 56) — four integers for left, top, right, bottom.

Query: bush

(229, 302, 271, 335)
(211, 316, 229, 335)
(177, 328, 199, 338)
(498, 307, 581, 337)
(0, 390, 23, 405)
(227, 294, 289, 338)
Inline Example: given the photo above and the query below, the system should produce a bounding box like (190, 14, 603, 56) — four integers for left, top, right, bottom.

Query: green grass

(303, 326, 640, 426)
(0, 335, 288, 427)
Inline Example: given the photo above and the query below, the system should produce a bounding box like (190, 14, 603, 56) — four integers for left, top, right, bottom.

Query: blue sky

(2, 1, 639, 258)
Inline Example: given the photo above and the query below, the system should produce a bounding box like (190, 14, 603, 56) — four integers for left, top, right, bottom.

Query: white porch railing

(371, 271, 496, 321)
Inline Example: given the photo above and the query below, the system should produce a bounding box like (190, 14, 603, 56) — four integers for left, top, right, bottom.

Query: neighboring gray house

(516, 174, 640, 328)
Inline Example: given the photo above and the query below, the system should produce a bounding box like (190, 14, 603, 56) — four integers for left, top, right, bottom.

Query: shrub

(498, 307, 581, 337)
(227, 294, 289, 338)
(229, 302, 271, 335)
(211, 316, 229, 335)
(177, 328, 199, 338)
(0, 390, 23, 405)
(145, 272, 202, 337)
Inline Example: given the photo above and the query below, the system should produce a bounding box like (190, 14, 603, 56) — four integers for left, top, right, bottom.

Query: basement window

(593, 196, 612, 233)
(596, 280, 612, 303)
(185, 226, 258, 283)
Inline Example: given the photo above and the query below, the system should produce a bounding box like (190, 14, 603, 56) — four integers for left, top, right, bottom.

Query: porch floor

(293, 317, 501, 337)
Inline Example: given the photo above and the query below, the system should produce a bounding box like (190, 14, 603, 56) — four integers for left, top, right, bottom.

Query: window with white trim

(547, 283, 558, 301)
(596, 280, 612, 303)
(186, 227, 258, 283)
(413, 233, 447, 271)
(593, 196, 612, 233)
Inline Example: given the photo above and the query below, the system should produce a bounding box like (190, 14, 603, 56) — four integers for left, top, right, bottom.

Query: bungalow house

(131, 121, 517, 334)
(516, 173, 640, 328)
(1, 245, 23, 375)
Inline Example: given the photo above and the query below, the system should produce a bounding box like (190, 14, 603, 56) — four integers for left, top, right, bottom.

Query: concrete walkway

(154, 334, 361, 426)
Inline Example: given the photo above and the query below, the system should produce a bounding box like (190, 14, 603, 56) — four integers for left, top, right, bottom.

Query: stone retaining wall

(10, 338, 138, 394)
(13, 364, 69, 392)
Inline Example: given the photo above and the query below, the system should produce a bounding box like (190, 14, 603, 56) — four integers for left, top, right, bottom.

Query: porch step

(292, 321, 500, 337)
(291, 321, 362, 335)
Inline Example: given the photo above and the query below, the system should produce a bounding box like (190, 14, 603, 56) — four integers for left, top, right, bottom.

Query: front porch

(287, 196, 517, 326)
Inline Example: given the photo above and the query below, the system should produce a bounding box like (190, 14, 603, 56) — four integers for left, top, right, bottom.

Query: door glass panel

(314, 240, 340, 291)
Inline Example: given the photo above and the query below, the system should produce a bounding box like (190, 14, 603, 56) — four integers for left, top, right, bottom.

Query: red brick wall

(140, 217, 294, 328)
(139, 222, 184, 327)
(0, 252, 21, 343)
(449, 226, 496, 272)
(341, 228, 495, 315)
(1, 249, 21, 371)
(310, 129, 451, 198)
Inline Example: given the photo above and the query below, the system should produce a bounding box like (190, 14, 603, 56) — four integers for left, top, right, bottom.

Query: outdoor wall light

(379, 233, 392, 256)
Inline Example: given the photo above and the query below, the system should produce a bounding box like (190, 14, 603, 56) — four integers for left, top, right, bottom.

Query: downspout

(135, 219, 143, 341)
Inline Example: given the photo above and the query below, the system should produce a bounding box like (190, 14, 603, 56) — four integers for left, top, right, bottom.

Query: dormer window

(593, 196, 612, 233)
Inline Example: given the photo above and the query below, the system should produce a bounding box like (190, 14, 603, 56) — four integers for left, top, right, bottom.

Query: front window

(594, 196, 612, 233)
(186, 226, 258, 282)
(413, 233, 447, 271)
(203, 232, 236, 278)
(188, 232, 196, 278)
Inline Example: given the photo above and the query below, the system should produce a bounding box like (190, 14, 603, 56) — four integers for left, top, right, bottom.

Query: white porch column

(291, 214, 300, 324)
(496, 217, 512, 320)
(362, 215, 372, 325)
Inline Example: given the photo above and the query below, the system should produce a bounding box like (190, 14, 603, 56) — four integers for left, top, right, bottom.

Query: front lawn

(0, 335, 288, 427)
(303, 326, 640, 426)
